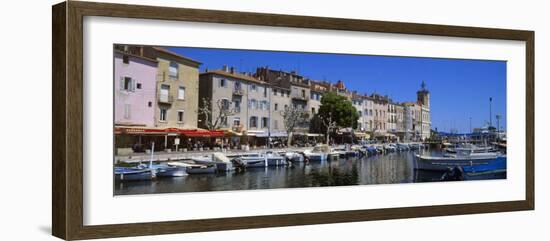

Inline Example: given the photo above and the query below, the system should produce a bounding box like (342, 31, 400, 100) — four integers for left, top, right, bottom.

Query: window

(121, 76, 134, 91)
(233, 117, 241, 126)
(160, 108, 167, 121)
(261, 117, 268, 128)
(122, 55, 129, 64)
(274, 120, 278, 129)
(249, 99, 257, 109)
(177, 110, 184, 123)
(234, 81, 241, 90)
(311, 92, 315, 99)
(311, 107, 316, 114)
(178, 86, 185, 100)
(220, 99, 231, 111)
(358, 111, 362, 116)
(136, 83, 142, 89)
(274, 103, 278, 111)
(159, 84, 170, 102)
(220, 78, 227, 87)
(301, 89, 306, 98)
(251, 84, 256, 92)
(124, 104, 131, 119)
(234, 100, 241, 112)
(148, 101, 152, 107)
(273, 89, 278, 96)
(250, 116, 257, 128)
(169, 61, 178, 79)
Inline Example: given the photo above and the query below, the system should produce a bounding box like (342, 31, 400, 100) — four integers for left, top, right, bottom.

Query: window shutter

(120, 77, 124, 90)
(130, 79, 135, 92)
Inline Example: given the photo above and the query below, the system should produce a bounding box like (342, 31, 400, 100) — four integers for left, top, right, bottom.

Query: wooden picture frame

(52, 1, 534, 240)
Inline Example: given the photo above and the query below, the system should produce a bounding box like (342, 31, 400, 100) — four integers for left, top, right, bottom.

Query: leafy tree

(316, 92, 360, 135)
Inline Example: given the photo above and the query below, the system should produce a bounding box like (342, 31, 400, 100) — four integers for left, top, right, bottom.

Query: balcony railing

(158, 94, 174, 104)
(233, 88, 244, 95)
(291, 95, 308, 101)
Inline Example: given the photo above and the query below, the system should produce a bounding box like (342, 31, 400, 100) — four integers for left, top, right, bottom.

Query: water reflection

(114, 149, 505, 195)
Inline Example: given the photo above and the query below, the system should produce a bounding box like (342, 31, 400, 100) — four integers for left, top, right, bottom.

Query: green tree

(312, 92, 360, 144)
(317, 92, 360, 131)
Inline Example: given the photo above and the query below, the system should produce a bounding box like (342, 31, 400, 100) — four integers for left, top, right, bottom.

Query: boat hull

(186, 166, 216, 174)
(305, 153, 327, 162)
(156, 166, 188, 177)
(114, 168, 154, 181)
(415, 155, 504, 171)
(266, 157, 287, 166)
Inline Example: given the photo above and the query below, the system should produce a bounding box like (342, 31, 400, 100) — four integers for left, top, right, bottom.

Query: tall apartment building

(199, 66, 273, 135)
(113, 45, 202, 152)
(256, 67, 311, 133)
(114, 46, 158, 128)
(141, 47, 201, 130)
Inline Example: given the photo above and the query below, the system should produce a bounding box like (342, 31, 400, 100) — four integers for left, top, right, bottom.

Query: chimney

(230, 67, 236, 74)
(222, 65, 229, 72)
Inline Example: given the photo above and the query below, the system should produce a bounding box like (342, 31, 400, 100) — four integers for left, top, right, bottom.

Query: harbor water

(114, 148, 506, 195)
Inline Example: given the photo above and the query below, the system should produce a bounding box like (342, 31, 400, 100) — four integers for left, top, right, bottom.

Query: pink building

(114, 49, 158, 127)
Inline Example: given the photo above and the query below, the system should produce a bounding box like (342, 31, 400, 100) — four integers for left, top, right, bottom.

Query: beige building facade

(141, 47, 201, 130)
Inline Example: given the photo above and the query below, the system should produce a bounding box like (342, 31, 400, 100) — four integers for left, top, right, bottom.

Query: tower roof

(418, 80, 429, 93)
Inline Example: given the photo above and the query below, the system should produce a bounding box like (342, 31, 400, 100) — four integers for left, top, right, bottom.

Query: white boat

(330, 146, 348, 158)
(167, 161, 217, 174)
(189, 152, 235, 172)
(384, 144, 397, 152)
(415, 149, 502, 171)
(303, 145, 330, 162)
(445, 143, 492, 154)
(150, 164, 187, 177)
(396, 143, 409, 151)
(264, 151, 287, 166)
(284, 151, 305, 162)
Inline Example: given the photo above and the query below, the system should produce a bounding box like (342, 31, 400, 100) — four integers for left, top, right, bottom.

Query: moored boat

(303, 145, 330, 162)
(414, 149, 502, 171)
(114, 167, 155, 181)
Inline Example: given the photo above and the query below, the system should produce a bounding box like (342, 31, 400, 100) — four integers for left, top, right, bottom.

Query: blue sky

(169, 47, 506, 133)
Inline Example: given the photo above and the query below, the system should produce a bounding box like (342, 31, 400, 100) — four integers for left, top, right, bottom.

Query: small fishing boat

(331, 146, 348, 158)
(303, 145, 330, 162)
(414, 149, 502, 171)
(462, 157, 507, 180)
(396, 143, 409, 151)
(231, 153, 267, 168)
(167, 161, 217, 174)
(150, 164, 187, 177)
(284, 151, 305, 162)
(114, 167, 155, 181)
(384, 144, 397, 152)
(264, 151, 287, 166)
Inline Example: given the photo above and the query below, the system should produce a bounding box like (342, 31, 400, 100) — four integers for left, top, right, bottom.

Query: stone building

(200, 66, 269, 133)
(142, 47, 201, 130)
(255, 67, 311, 134)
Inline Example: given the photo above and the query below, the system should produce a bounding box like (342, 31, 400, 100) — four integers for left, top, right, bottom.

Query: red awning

(180, 129, 224, 137)
(114, 127, 224, 137)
